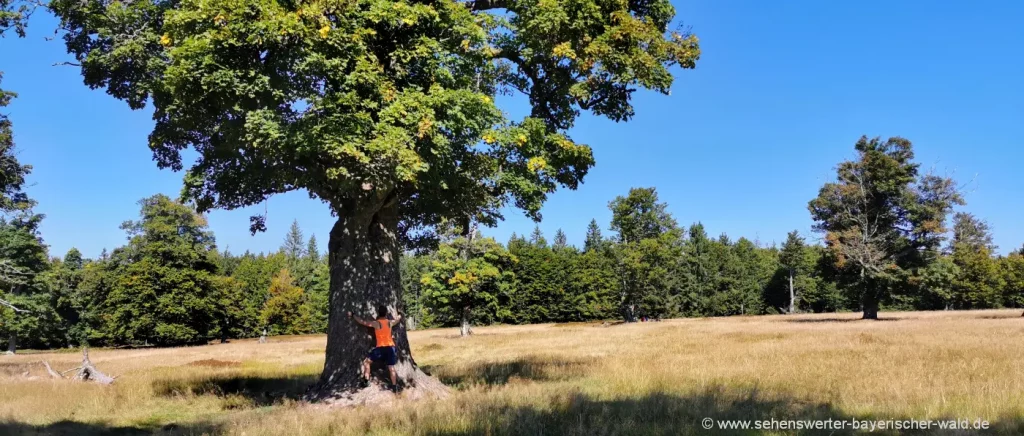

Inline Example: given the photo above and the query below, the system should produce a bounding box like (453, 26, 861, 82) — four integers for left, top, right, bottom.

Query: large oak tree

(50, 0, 699, 400)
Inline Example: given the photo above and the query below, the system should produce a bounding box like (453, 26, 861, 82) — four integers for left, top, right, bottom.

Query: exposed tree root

(308, 367, 450, 408)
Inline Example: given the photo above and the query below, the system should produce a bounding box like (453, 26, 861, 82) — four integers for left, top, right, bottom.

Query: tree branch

(468, 0, 508, 11)
(0, 297, 28, 313)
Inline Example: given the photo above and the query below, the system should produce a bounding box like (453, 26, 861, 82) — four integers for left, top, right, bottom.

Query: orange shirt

(374, 318, 395, 347)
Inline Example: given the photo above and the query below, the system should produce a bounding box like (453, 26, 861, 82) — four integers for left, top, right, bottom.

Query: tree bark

(460, 306, 472, 337)
(788, 270, 795, 314)
(862, 295, 879, 320)
(7, 334, 15, 355)
(307, 200, 446, 403)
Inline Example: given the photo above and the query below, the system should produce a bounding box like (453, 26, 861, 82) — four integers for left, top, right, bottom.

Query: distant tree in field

(260, 269, 311, 335)
(609, 187, 682, 321)
(778, 231, 813, 313)
(52, 0, 699, 397)
(421, 235, 515, 336)
(809, 136, 962, 319)
(283, 220, 306, 262)
(98, 195, 222, 346)
(949, 213, 1003, 309)
(584, 219, 604, 252)
(553, 229, 568, 250)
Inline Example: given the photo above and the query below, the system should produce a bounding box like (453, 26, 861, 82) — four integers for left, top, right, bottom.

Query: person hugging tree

(348, 306, 403, 393)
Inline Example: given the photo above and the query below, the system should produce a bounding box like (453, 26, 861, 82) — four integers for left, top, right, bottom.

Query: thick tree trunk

(307, 200, 446, 404)
(7, 334, 14, 355)
(460, 306, 472, 337)
(862, 296, 879, 320)
(788, 270, 795, 314)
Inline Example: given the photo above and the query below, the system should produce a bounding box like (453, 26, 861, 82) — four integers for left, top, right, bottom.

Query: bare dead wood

(41, 360, 62, 379)
(72, 348, 115, 384)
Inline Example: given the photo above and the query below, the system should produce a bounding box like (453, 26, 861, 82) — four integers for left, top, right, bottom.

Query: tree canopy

(51, 0, 700, 238)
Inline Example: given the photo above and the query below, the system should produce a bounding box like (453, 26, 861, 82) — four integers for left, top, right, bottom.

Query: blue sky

(1, 0, 1021, 259)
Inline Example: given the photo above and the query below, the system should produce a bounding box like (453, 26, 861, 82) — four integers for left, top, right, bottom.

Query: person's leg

(388, 365, 397, 387)
(362, 358, 371, 380)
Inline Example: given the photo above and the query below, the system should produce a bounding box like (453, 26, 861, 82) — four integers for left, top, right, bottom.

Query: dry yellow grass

(3, 309, 1024, 435)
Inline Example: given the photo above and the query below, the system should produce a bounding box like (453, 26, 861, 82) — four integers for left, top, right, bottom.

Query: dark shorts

(367, 346, 397, 365)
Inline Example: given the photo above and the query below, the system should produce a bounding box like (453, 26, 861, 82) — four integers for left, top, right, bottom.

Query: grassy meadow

(3, 309, 1024, 435)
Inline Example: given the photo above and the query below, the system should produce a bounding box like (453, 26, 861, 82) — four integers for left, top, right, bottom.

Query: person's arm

(390, 310, 403, 327)
(347, 311, 374, 328)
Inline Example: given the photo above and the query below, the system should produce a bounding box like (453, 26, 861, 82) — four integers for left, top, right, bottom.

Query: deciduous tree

(51, 0, 699, 398)
(809, 136, 961, 319)
(421, 235, 514, 336)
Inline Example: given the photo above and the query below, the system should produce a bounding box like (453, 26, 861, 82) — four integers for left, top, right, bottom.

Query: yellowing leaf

(517, 134, 527, 145)
(527, 157, 546, 172)
(482, 133, 496, 144)
(552, 42, 576, 60)
(417, 118, 433, 139)
(319, 25, 330, 38)
(160, 34, 172, 47)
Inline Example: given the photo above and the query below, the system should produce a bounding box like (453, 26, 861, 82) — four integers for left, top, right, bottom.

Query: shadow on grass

(0, 420, 221, 436)
(152, 373, 318, 407)
(426, 386, 1023, 435)
(422, 356, 594, 389)
(787, 317, 900, 323)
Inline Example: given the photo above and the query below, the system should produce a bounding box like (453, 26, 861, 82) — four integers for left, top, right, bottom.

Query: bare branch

(41, 361, 63, 379)
(0, 297, 28, 313)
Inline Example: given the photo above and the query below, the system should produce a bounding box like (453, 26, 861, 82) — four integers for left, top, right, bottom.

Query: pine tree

(584, 219, 604, 252)
(553, 229, 568, 249)
(949, 213, 1003, 309)
(778, 231, 810, 314)
(307, 235, 320, 264)
(530, 226, 548, 248)
(283, 220, 306, 261)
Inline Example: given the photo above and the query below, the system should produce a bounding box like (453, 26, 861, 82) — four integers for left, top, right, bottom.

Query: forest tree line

(2, 137, 1024, 349)
(1, 131, 1023, 349)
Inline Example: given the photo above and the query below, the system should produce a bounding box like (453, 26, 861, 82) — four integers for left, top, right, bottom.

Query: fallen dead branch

(41, 348, 116, 385)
